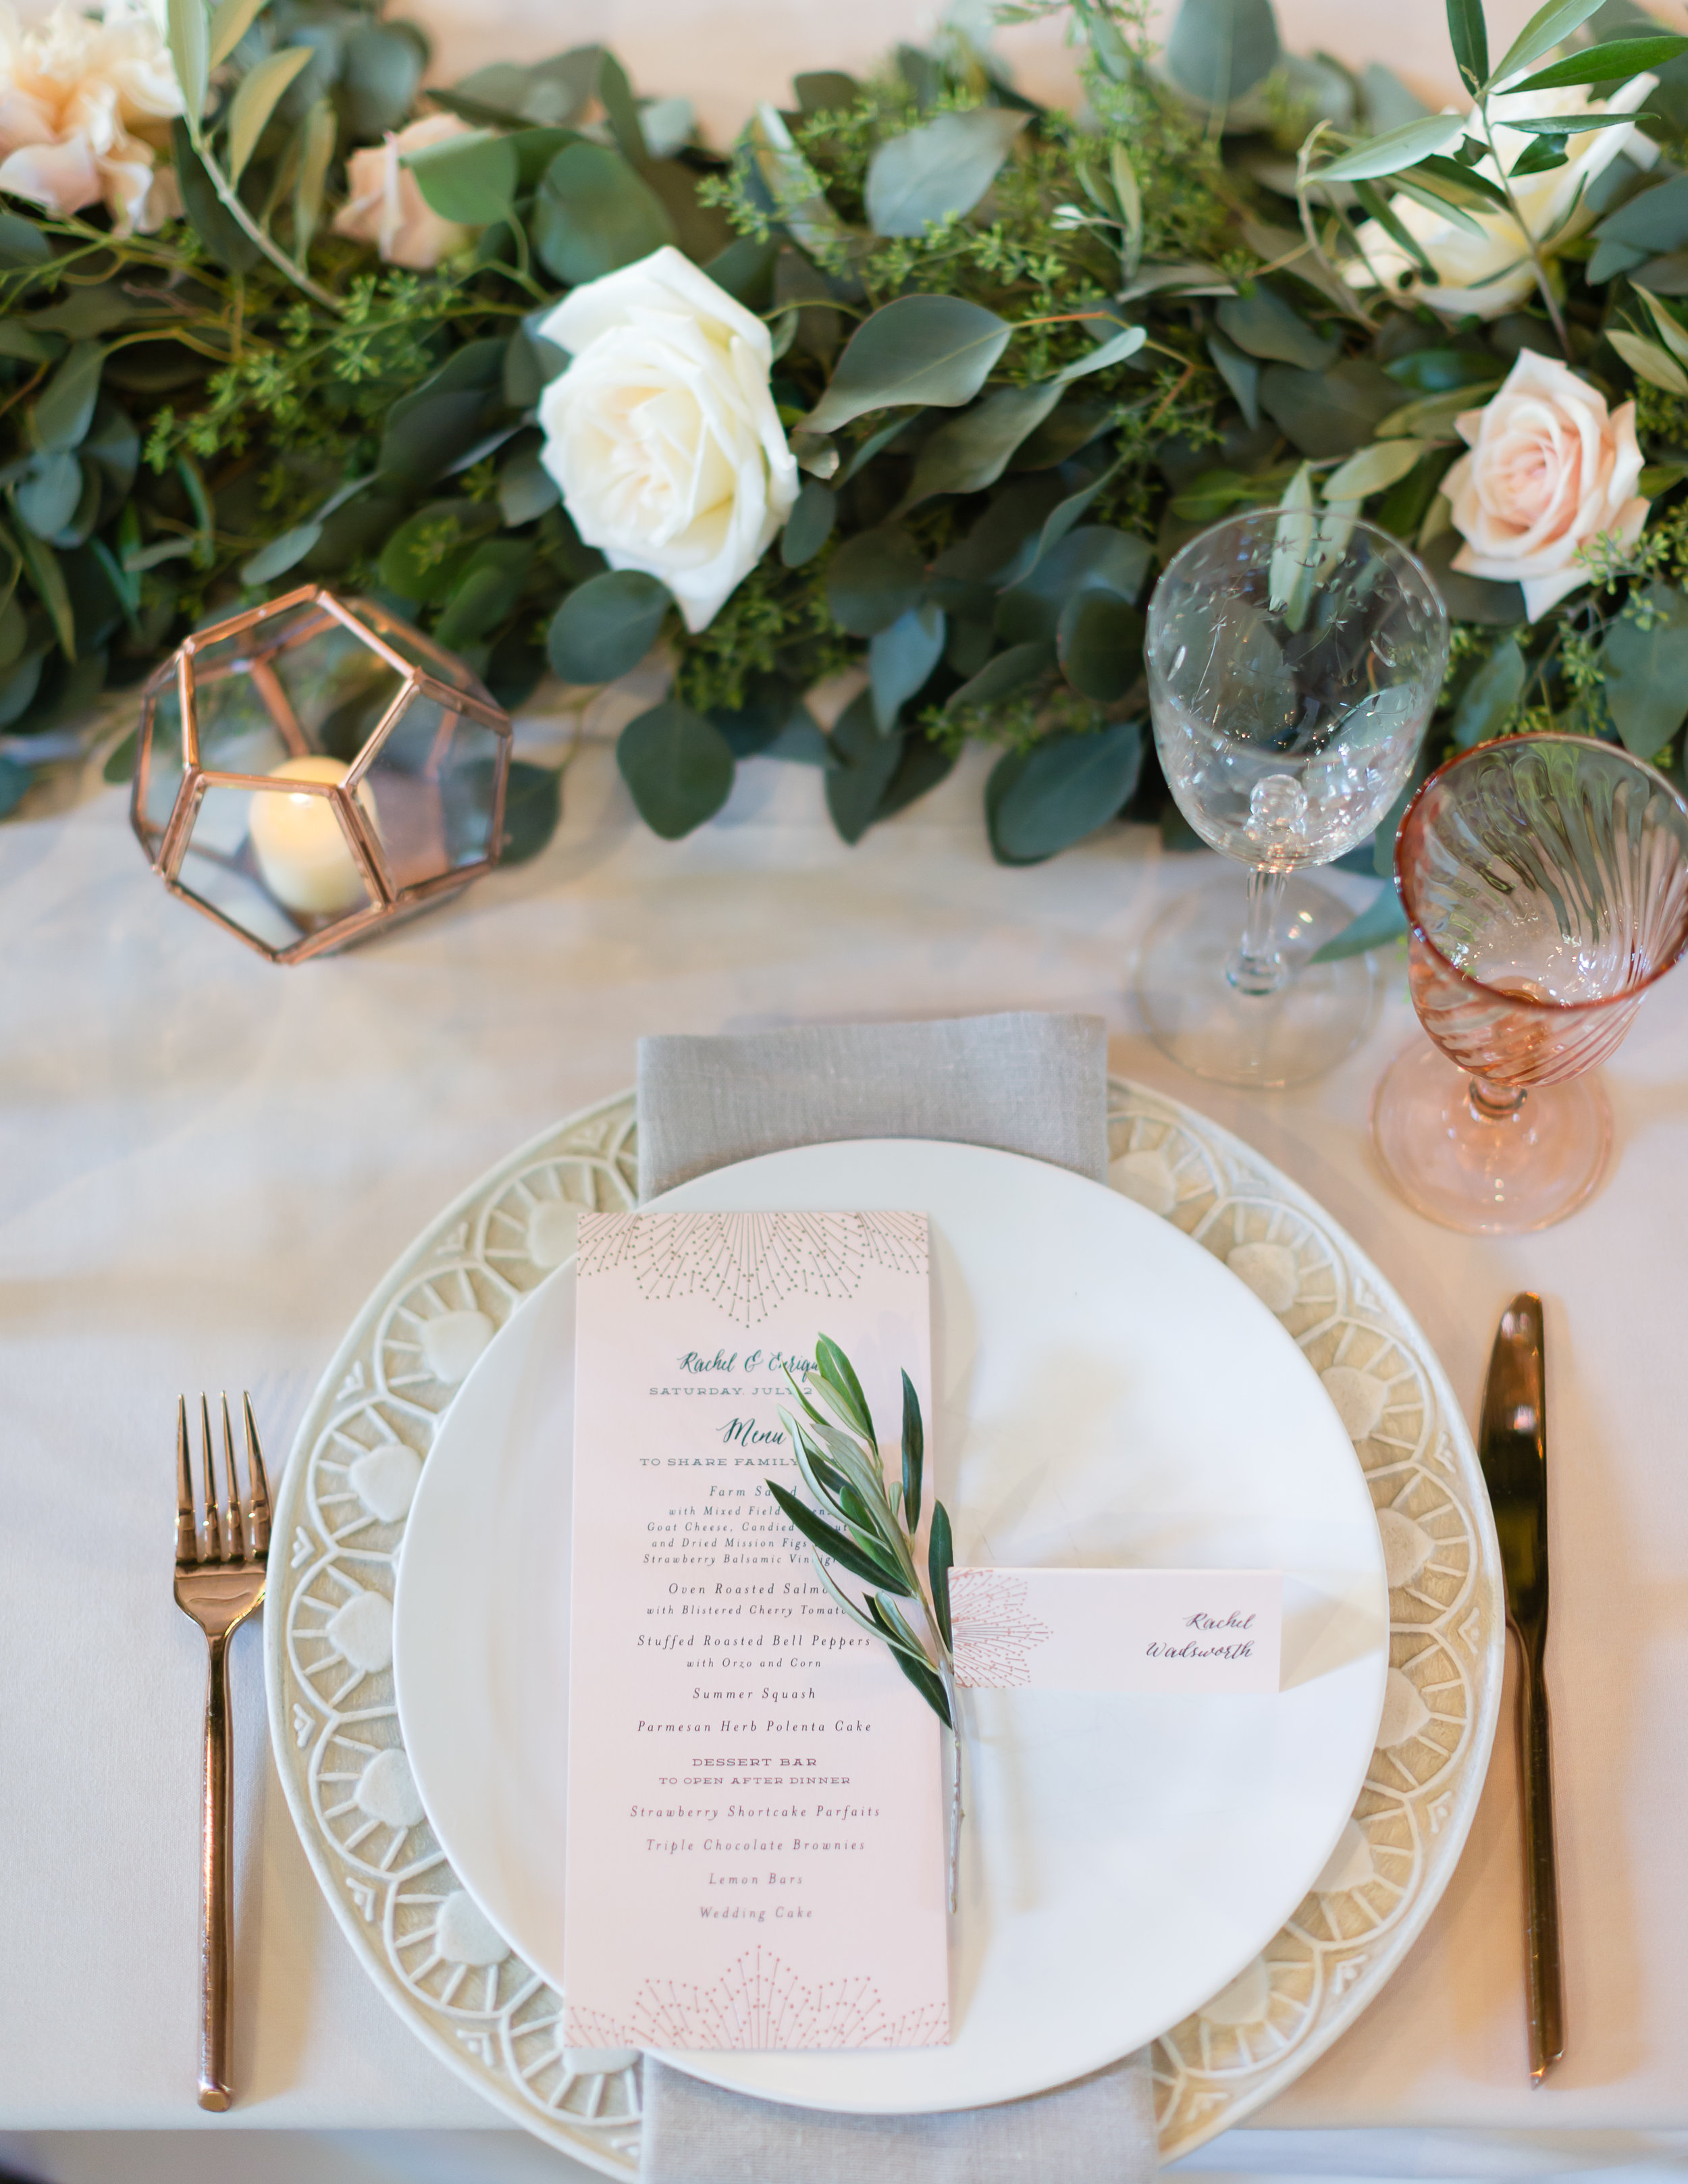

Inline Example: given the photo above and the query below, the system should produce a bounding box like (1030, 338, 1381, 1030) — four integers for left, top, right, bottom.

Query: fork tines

(176, 1393, 271, 1566)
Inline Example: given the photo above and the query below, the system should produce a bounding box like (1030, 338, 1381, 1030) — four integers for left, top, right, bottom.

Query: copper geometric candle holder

(132, 586, 512, 963)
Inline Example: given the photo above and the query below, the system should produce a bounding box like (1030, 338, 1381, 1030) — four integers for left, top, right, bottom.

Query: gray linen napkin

(633, 1011, 1157, 2183)
(636, 1011, 1109, 1201)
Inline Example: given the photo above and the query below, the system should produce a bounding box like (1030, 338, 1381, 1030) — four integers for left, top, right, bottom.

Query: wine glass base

(1371, 1040, 1612, 1233)
(1133, 874, 1381, 1090)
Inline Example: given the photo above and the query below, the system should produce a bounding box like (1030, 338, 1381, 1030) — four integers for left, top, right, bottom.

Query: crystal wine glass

(1374, 733, 1688, 1233)
(1138, 508, 1450, 1087)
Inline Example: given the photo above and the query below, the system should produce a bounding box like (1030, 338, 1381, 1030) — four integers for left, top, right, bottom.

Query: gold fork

(173, 1393, 270, 2111)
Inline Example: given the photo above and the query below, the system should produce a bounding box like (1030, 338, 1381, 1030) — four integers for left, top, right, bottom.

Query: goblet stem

(1470, 1077, 1528, 1123)
(1227, 866, 1291, 996)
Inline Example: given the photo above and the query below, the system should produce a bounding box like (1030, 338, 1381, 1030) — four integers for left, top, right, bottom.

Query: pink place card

(949, 1567, 1282, 1693)
(563, 1209, 949, 2052)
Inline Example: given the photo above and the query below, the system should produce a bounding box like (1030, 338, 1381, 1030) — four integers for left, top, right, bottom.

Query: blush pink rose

(1444, 350, 1649, 621)
(332, 111, 475, 270)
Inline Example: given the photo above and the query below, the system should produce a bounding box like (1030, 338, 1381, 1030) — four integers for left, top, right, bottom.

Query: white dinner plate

(393, 1139, 1388, 2113)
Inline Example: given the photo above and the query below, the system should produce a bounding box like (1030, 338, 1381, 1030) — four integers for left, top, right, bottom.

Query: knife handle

(1516, 1634, 1564, 2082)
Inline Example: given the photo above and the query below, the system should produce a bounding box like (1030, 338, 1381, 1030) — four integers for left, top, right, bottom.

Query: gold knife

(1478, 1292, 1564, 2083)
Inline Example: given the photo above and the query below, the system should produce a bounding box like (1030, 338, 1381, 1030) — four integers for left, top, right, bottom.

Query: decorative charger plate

(263, 1082, 1504, 2173)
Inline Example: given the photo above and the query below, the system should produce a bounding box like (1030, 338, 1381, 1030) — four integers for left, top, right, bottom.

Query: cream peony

(1348, 76, 1656, 320)
(1444, 350, 1648, 619)
(0, 0, 182, 236)
(536, 246, 799, 634)
(332, 112, 476, 270)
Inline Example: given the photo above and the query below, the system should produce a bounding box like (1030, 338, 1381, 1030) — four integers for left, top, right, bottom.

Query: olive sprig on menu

(766, 1337, 964, 1909)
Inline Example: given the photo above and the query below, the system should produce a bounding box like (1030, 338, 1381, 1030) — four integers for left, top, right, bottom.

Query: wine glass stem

(1228, 867, 1291, 996)
(1469, 1077, 1528, 1122)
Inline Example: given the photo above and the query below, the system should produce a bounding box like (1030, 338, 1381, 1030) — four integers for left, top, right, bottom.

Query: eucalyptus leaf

(498, 759, 562, 864)
(1054, 323, 1146, 382)
(899, 383, 1063, 508)
(497, 449, 559, 526)
(403, 127, 518, 225)
(1602, 583, 1688, 757)
(1451, 634, 1526, 745)
(865, 107, 1027, 236)
(378, 390, 500, 486)
(946, 639, 1053, 712)
(617, 699, 735, 838)
(1312, 113, 1463, 183)
(869, 602, 946, 730)
(1261, 358, 1404, 457)
(14, 451, 82, 540)
(596, 48, 648, 164)
(824, 689, 904, 842)
(0, 212, 51, 269)
(377, 499, 498, 603)
(1309, 885, 1408, 960)
(31, 344, 103, 453)
(1030, 458, 1126, 566)
(997, 524, 1155, 641)
(435, 538, 533, 649)
(803, 295, 1011, 434)
(14, 526, 74, 657)
(226, 45, 314, 183)
(986, 719, 1142, 861)
(532, 141, 675, 285)
(1592, 173, 1688, 258)
(1057, 593, 1144, 701)
(1164, 0, 1280, 107)
(825, 525, 925, 635)
(547, 568, 671, 682)
(794, 70, 860, 112)
(781, 478, 837, 566)
(1216, 286, 1339, 370)
(1206, 329, 1261, 427)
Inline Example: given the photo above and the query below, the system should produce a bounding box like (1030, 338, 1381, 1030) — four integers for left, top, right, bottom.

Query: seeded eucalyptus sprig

(765, 1335, 964, 1908)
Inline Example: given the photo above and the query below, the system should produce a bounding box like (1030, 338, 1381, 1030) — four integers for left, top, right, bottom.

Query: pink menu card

(562, 1209, 950, 2052)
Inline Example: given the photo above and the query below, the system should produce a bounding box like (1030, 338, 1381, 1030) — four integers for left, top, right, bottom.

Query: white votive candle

(248, 756, 370, 918)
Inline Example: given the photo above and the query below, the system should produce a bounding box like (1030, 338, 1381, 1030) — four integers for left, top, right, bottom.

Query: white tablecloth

(2, 724, 1687, 2182)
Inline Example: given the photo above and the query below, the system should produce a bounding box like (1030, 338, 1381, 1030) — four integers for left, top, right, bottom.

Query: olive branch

(764, 1335, 963, 1909)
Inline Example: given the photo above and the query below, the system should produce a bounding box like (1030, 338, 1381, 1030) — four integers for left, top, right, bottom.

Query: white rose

(1348, 76, 1656, 319)
(537, 246, 799, 634)
(332, 112, 476, 271)
(0, 0, 182, 235)
(1443, 349, 1649, 620)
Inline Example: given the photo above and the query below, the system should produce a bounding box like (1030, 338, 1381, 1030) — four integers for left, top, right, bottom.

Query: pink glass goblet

(1373, 733, 1688, 1233)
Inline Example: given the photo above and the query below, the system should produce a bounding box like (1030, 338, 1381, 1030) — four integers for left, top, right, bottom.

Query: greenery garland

(5, 0, 1688, 935)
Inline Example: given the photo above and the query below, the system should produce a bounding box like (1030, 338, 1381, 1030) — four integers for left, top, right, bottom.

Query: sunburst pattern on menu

(566, 1948, 949, 2051)
(578, 1210, 928, 1327)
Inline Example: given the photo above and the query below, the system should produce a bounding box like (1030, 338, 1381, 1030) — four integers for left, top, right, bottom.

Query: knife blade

(1477, 1291, 1564, 2083)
